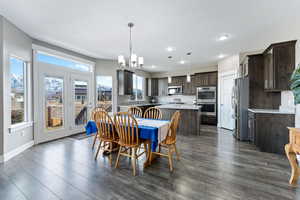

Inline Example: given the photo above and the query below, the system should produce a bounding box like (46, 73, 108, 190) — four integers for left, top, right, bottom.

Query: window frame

(9, 55, 29, 128)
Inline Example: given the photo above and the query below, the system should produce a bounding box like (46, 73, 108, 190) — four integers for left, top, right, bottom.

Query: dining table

(85, 116, 170, 167)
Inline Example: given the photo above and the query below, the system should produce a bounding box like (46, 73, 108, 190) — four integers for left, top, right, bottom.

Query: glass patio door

(71, 74, 92, 131)
(34, 48, 94, 144)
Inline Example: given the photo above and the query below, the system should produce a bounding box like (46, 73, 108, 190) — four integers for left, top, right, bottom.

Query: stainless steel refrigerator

(232, 77, 249, 141)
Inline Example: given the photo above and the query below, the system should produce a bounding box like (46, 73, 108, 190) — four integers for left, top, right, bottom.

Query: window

(10, 57, 27, 125)
(96, 76, 112, 112)
(131, 74, 144, 101)
(45, 77, 64, 130)
(37, 52, 91, 72)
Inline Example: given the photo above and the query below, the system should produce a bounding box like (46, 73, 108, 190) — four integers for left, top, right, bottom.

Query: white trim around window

(9, 54, 32, 131)
(32, 44, 95, 72)
(9, 121, 34, 133)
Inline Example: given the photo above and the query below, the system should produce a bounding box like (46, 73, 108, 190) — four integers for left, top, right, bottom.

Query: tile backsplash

(280, 91, 295, 113)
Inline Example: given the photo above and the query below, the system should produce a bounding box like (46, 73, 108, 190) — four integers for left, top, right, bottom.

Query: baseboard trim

(0, 140, 34, 163)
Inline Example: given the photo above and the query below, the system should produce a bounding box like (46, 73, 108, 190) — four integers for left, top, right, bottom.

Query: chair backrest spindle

(114, 112, 139, 146)
(143, 107, 162, 120)
(128, 106, 143, 118)
(94, 111, 116, 141)
(165, 111, 181, 144)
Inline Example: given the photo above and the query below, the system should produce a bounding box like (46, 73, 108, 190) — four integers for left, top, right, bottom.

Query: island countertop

(155, 104, 201, 110)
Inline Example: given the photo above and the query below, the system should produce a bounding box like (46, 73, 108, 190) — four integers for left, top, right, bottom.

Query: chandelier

(118, 22, 144, 69)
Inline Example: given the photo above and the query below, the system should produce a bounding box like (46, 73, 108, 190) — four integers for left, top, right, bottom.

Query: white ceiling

(1, 0, 300, 72)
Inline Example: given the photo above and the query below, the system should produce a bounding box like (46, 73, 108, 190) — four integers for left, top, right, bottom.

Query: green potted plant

(291, 64, 300, 104)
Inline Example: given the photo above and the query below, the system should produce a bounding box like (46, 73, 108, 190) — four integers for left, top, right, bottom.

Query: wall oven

(168, 86, 182, 95)
(196, 87, 216, 103)
(198, 102, 216, 116)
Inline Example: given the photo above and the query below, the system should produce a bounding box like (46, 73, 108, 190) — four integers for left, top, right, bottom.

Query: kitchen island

(156, 104, 201, 136)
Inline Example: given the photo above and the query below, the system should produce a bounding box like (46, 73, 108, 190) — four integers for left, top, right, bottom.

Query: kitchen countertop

(118, 103, 162, 107)
(156, 104, 201, 110)
(248, 108, 295, 114)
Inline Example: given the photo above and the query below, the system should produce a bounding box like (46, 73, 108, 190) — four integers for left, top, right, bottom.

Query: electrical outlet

(21, 131, 25, 136)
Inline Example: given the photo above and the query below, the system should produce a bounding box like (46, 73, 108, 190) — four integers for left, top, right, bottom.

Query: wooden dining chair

(128, 106, 143, 118)
(114, 112, 146, 176)
(149, 111, 181, 172)
(286, 127, 300, 185)
(94, 111, 118, 165)
(143, 107, 162, 120)
(91, 107, 106, 149)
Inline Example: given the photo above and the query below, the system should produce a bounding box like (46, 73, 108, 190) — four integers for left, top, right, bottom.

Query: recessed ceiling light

(151, 65, 156, 68)
(218, 54, 226, 59)
(179, 60, 186, 64)
(218, 34, 230, 41)
(166, 47, 175, 52)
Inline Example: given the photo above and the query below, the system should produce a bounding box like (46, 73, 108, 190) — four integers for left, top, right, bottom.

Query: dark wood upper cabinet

(263, 40, 296, 91)
(183, 78, 194, 95)
(158, 78, 168, 96)
(248, 54, 281, 109)
(208, 72, 217, 86)
(146, 71, 217, 96)
(193, 71, 217, 87)
(146, 78, 159, 96)
(168, 76, 185, 86)
(117, 70, 133, 95)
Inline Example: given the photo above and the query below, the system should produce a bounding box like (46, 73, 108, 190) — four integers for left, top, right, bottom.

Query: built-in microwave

(168, 86, 182, 95)
(196, 87, 216, 103)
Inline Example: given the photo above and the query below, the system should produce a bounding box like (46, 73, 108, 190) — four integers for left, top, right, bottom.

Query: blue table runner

(85, 120, 166, 151)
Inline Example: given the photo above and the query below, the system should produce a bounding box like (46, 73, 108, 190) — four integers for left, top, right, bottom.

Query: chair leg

(173, 144, 180, 161)
(143, 142, 148, 156)
(92, 133, 98, 149)
(115, 146, 122, 168)
(149, 147, 153, 165)
(285, 144, 300, 185)
(109, 142, 113, 166)
(129, 148, 132, 159)
(132, 147, 137, 176)
(158, 144, 161, 153)
(168, 145, 173, 172)
(95, 140, 102, 160)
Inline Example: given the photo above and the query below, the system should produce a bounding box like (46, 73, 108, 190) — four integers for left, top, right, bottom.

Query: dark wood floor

(0, 127, 299, 200)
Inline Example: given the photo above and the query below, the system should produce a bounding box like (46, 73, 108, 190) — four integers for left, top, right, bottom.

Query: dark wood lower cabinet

(160, 108, 201, 136)
(248, 111, 295, 154)
(201, 115, 217, 125)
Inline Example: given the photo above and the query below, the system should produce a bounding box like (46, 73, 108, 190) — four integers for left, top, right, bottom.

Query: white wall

(0, 17, 4, 156)
(2, 17, 33, 155)
(217, 55, 239, 128)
